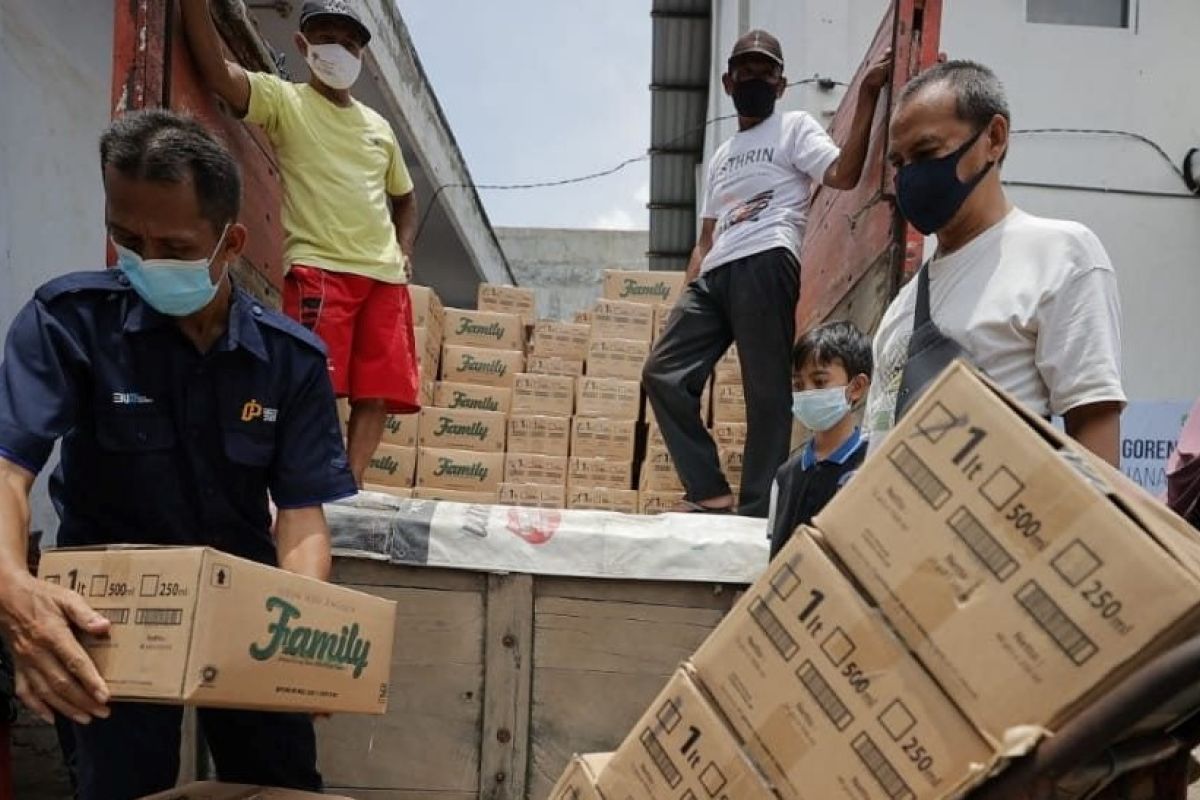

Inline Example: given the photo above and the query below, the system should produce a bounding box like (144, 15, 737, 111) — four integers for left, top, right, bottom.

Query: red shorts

(283, 265, 420, 413)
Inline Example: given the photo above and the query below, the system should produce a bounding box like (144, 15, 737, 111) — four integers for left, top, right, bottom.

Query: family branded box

(602, 269, 686, 306)
(432, 381, 512, 414)
(39, 547, 396, 715)
(441, 345, 523, 388)
(417, 407, 506, 453)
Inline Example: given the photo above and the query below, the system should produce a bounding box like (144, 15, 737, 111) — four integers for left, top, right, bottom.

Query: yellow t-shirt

(245, 71, 414, 283)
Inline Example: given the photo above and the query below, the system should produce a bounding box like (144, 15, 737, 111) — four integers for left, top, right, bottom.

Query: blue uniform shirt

(0, 270, 357, 565)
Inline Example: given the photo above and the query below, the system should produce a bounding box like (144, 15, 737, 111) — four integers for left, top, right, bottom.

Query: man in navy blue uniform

(0, 109, 357, 799)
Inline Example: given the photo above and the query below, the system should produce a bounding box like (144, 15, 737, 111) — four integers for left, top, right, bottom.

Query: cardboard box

(379, 413, 419, 448)
(410, 486, 499, 504)
(639, 446, 684, 492)
(443, 308, 524, 351)
(418, 408, 507, 453)
(712, 382, 746, 424)
(712, 421, 747, 450)
(477, 283, 537, 326)
(691, 529, 994, 800)
(504, 453, 568, 486)
(718, 446, 744, 486)
(408, 285, 444, 333)
(416, 447, 504, 492)
(139, 781, 352, 799)
(592, 299, 654, 342)
(433, 381, 513, 414)
(419, 379, 435, 409)
(527, 354, 586, 377)
(512, 372, 575, 417)
(573, 310, 593, 326)
(38, 547, 395, 714)
(576, 377, 640, 420)
(586, 338, 650, 381)
(602, 269, 686, 306)
(816, 361, 1200, 745)
(567, 487, 639, 514)
(639, 490, 685, 515)
(646, 421, 666, 450)
(598, 667, 775, 800)
(441, 345, 523, 388)
(652, 304, 673, 341)
(363, 444, 416, 488)
(547, 754, 611, 800)
(361, 484, 413, 500)
(497, 483, 567, 510)
(507, 414, 572, 457)
(569, 457, 632, 490)
(414, 325, 443, 368)
(530, 321, 591, 361)
(572, 418, 637, 462)
(714, 346, 741, 384)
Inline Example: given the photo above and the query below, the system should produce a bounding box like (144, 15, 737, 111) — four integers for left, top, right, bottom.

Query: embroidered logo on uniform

(241, 399, 279, 423)
(112, 392, 154, 405)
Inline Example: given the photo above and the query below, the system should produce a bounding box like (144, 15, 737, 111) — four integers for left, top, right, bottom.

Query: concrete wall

(0, 1, 115, 548)
(708, 0, 1200, 406)
(496, 227, 649, 320)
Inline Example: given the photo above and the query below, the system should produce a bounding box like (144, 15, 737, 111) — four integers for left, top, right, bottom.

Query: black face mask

(731, 79, 778, 119)
(895, 127, 996, 235)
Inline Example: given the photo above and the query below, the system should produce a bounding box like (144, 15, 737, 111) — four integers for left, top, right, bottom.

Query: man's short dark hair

(899, 59, 1011, 128)
(793, 320, 872, 378)
(100, 109, 241, 231)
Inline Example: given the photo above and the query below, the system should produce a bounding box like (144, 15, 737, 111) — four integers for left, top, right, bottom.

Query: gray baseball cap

(300, 0, 371, 45)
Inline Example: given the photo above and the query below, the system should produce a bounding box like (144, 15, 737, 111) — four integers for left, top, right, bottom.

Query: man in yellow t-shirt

(182, 0, 419, 486)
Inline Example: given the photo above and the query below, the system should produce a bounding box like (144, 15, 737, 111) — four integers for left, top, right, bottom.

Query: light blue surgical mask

(113, 224, 230, 317)
(792, 386, 851, 432)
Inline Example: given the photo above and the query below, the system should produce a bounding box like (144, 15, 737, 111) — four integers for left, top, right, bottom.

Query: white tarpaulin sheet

(327, 491, 769, 584)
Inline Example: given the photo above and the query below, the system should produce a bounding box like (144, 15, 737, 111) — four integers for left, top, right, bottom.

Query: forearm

(1065, 402, 1122, 468)
(275, 508, 333, 581)
(0, 460, 34, 582)
(826, 89, 881, 189)
(684, 244, 708, 283)
(392, 193, 418, 258)
(180, 0, 250, 113)
(180, 0, 228, 82)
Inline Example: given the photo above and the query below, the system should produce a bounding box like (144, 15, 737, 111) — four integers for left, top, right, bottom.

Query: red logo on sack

(506, 508, 563, 545)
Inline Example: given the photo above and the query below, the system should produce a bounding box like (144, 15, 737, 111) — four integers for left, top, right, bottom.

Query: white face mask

(303, 38, 362, 90)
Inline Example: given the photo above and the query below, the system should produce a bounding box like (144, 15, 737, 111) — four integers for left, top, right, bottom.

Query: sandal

(674, 499, 736, 514)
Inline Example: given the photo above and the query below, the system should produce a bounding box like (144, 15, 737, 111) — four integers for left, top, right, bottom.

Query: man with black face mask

(865, 60, 1125, 464)
(643, 30, 890, 516)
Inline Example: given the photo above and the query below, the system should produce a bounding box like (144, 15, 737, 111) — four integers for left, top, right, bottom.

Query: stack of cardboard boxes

(417, 288, 529, 504)
(548, 361, 1200, 800)
(354, 272, 804, 514)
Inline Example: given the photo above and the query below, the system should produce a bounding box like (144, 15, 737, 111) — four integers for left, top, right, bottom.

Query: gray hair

(899, 60, 1011, 128)
(100, 109, 242, 231)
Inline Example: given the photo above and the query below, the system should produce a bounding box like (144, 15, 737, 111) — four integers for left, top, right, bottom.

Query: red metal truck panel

(111, 0, 285, 300)
(797, 0, 943, 334)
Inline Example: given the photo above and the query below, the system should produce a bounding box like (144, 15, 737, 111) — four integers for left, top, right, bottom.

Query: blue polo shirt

(0, 269, 357, 565)
(767, 427, 867, 558)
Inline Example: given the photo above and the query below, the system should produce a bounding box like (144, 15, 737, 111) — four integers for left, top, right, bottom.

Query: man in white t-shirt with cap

(643, 30, 891, 516)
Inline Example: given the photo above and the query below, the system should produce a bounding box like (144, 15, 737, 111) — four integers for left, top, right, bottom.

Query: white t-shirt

(700, 111, 840, 273)
(864, 208, 1126, 449)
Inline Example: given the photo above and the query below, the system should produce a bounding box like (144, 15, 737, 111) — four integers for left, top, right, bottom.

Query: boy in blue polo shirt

(768, 321, 872, 557)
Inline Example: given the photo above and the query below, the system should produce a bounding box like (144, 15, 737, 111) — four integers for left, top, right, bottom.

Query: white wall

(709, 0, 1200, 405)
(0, 1, 115, 541)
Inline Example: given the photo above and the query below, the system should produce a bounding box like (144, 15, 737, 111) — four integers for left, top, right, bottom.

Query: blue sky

(399, 1, 652, 231)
